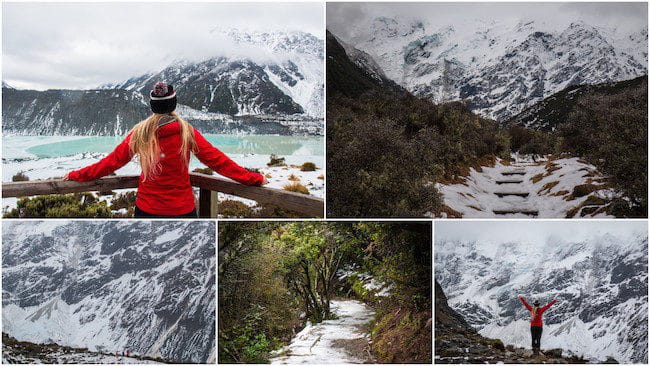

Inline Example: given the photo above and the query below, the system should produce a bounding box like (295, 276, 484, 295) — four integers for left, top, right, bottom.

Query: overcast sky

(3, 2, 324, 90)
(435, 221, 647, 247)
(327, 2, 648, 39)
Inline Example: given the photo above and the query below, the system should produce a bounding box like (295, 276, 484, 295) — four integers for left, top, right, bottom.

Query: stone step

(495, 180, 524, 184)
(493, 209, 539, 216)
(494, 192, 529, 198)
(501, 171, 526, 176)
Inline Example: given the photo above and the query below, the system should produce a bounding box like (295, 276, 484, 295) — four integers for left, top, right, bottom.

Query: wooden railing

(2, 173, 324, 218)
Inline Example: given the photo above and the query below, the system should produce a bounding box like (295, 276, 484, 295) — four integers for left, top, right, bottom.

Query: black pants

(531, 326, 543, 350)
(134, 206, 198, 218)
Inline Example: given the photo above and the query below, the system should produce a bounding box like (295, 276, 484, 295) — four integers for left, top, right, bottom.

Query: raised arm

(66, 134, 133, 182)
(541, 299, 557, 312)
(192, 129, 265, 186)
(519, 296, 532, 311)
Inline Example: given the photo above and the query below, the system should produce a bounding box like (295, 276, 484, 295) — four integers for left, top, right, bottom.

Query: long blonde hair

(129, 112, 196, 180)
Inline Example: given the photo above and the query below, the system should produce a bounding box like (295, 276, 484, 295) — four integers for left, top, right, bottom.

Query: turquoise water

(13, 134, 323, 158)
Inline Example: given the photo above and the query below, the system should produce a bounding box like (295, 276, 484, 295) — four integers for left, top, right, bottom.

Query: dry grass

(282, 183, 310, 195)
(530, 173, 545, 184)
(538, 181, 559, 195)
(440, 205, 463, 218)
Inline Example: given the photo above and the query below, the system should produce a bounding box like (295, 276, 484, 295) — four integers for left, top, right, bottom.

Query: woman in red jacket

(65, 82, 267, 218)
(519, 295, 557, 355)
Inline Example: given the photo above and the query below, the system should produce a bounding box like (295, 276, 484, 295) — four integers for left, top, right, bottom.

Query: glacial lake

(2, 134, 324, 183)
(3, 134, 323, 159)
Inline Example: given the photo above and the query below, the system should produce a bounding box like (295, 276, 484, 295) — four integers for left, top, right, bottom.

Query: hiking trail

(270, 300, 375, 364)
(438, 154, 614, 218)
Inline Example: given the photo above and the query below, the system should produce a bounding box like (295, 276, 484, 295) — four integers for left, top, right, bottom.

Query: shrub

(267, 154, 286, 167)
(4, 193, 112, 218)
(571, 184, 599, 198)
(219, 199, 254, 218)
(288, 174, 300, 182)
(12, 172, 29, 182)
(110, 191, 137, 211)
(300, 162, 317, 171)
(282, 183, 309, 195)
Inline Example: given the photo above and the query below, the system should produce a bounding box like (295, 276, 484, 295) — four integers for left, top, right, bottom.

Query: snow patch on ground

(438, 154, 614, 218)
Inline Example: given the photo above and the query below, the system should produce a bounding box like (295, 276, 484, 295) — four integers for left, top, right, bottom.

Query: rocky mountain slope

(2, 221, 216, 363)
(505, 75, 648, 131)
(3, 29, 323, 135)
(435, 281, 592, 363)
(342, 17, 647, 120)
(435, 232, 648, 363)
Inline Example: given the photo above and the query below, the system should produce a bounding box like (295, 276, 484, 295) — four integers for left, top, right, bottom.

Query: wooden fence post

(199, 188, 211, 218)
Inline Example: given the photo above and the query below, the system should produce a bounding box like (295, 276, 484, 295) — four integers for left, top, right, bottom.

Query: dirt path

(270, 300, 375, 364)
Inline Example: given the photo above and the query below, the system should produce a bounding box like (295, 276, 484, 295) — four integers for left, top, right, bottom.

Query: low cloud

(3, 2, 324, 90)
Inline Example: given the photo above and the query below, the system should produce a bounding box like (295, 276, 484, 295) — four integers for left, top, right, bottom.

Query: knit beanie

(150, 82, 177, 114)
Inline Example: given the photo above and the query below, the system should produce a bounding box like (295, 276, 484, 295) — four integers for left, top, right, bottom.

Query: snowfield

(437, 154, 615, 218)
(270, 300, 375, 364)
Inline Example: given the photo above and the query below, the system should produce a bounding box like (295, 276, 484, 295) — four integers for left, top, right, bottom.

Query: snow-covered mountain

(435, 232, 648, 363)
(2, 221, 216, 363)
(341, 17, 647, 120)
(101, 29, 323, 118)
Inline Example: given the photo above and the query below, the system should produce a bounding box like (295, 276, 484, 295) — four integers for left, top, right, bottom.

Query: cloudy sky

(3, 2, 324, 90)
(328, 2, 647, 39)
(435, 220, 647, 248)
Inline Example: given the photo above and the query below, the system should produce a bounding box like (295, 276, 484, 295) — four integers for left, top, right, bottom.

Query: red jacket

(67, 121, 265, 215)
(520, 297, 557, 327)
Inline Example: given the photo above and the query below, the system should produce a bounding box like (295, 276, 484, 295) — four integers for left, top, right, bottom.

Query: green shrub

(4, 193, 112, 218)
(219, 199, 254, 218)
(110, 191, 137, 212)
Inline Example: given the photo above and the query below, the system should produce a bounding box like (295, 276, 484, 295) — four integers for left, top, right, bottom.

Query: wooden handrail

(2, 173, 324, 218)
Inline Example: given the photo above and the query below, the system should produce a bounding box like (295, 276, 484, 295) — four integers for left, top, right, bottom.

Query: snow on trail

(270, 300, 375, 364)
(438, 155, 615, 218)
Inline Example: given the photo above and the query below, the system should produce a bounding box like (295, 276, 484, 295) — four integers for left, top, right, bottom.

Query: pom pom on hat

(149, 82, 177, 114)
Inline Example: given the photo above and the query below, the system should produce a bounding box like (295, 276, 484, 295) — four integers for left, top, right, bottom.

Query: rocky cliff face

(342, 17, 647, 120)
(435, 233, 648, 363)
(2, 221, 216, 363)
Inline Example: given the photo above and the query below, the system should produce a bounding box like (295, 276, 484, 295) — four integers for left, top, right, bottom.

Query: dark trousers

(134, 206, 198, 218)
(531, 326, 543, 350)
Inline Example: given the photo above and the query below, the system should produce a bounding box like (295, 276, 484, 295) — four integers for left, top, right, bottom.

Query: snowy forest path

(269, 299, 375, 364)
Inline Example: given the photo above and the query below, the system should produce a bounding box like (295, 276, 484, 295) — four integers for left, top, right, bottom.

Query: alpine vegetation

(435, 221, 648, 363)
(2, 221, 216, 363)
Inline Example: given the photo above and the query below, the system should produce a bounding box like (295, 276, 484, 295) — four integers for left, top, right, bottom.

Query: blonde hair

(129, 112, 196, 181)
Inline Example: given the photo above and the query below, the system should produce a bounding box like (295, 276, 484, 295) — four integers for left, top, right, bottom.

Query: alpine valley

(435, 231, 648, 363)
(2, 221, 216, 363)
(340, 17, 647, 120)
(2, 29, 323, 136)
